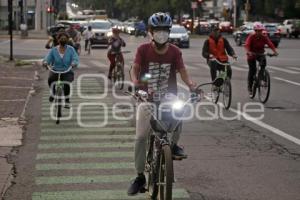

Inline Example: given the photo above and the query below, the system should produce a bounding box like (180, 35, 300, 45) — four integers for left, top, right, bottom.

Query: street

(0, 34, 300, 200)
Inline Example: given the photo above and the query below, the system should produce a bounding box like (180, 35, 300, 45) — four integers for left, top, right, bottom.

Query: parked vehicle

(263, 23, 281, 47)
(89, 20, 112, 48)
(169, 25, 190, 48)
(125, 22, 136, 35)
(278, 19, 300, 38)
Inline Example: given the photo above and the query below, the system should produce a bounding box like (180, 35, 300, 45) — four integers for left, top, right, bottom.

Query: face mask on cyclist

(59, 37, 67, 46)
(152, 30, 169, 44)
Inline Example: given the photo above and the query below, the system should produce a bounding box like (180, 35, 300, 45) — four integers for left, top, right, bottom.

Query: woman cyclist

(43, 31, 79, 108)
(245, 22, 278, 95)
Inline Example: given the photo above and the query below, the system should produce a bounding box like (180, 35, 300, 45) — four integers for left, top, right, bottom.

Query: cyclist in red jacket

(245, 22, 278, 95)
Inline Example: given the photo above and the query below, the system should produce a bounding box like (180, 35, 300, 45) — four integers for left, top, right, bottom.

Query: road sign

(191, 2, 198, 9)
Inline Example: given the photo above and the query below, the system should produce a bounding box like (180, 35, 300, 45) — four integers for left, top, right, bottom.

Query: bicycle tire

(211, 86, 220, 104)
(116, 63, 124, 90)
(258, 70, 271, 103)
(112, 67, 117, 83)
(147, 135, 159, 199)
(55, 87, 63, 124)
(222, 79, 232, 110)
(158, 145, 173, 200)
(250, 78, 257, 99)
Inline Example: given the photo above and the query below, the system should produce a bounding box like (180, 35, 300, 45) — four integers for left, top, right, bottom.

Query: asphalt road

(1, 34, 300, 200)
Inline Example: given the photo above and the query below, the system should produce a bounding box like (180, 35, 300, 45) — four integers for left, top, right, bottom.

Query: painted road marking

(41, 127, 135, 134)
(32, 189, 189, 200)
(205, 95, 300, 146)
(40, 135, 134, 141)
(38, 142, 134, 149)
(36, 151, 133, 160)
(36, 162, 134, 170)
(274, 77, 300, 86)
(268, 65, 300, 74)
(35, 174, 134, 185)
(0, 99, 26, 102)
(288, 66, 300, 71)
(89, 60, 108, 68)
(0, 85, 31, 89)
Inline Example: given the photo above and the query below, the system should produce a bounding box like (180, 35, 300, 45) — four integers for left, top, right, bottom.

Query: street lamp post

(233, 0, 237, 28)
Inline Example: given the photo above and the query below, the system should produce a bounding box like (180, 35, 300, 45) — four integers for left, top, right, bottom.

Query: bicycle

(209, 58, 234, 110)
(249, 52, 276, 103)
(126, 76, 221, 200)
(46, 65, 73, 124)
(111, 50, 130, 90)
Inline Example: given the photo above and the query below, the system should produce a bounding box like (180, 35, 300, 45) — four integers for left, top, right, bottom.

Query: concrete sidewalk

(0, 30, 48, 40)
(0, 56, 39, 198)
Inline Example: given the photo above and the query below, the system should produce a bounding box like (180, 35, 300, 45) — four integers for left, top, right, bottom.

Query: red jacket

(245, 33, 276, 60)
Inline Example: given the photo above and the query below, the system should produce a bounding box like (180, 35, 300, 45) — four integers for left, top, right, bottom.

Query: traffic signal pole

(8, 0, 13, 61)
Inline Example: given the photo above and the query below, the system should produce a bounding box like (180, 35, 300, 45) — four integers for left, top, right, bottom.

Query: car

(278, 19, 300, 38)
(89, 20, 112, 48)
(125, 22, 136, 35)
(169, 25, 190, 48)
(195, 21, 210, 35)
(234, 23, 254, 46)
(263, 23, 281, 47)
(219, 21, 233, 33)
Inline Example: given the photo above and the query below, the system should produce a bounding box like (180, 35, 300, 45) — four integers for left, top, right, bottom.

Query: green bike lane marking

(34, 81, 190, 200)
(41, 127, 136, 134)
(35, 174, 134, 185)
(36, 151, 133, 160)
(39, 135, 134, 141)
(32, 189, 189, 200)
(38, 142, 134, 149)
(36, 162, 134, 170)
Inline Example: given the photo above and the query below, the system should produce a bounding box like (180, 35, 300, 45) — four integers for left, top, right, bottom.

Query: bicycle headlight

(172, 100, 185, 110)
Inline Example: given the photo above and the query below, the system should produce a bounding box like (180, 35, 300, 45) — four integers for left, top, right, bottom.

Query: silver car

(169, 25, 190, 48)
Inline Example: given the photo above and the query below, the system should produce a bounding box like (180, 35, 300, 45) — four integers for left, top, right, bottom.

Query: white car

(89, 20, 113, 47)
(169, 25, 190, 48)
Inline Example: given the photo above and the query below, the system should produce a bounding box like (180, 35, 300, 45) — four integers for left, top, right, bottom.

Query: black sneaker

(49, 96, 54, 103)
(127, 174, 146, 196)
(64, 99, 71, 109)
(172, 144, 187, 160)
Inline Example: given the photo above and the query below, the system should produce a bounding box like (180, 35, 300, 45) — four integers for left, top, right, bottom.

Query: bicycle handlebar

(45, 65, 73, 74)
(209, 58, 236, 66)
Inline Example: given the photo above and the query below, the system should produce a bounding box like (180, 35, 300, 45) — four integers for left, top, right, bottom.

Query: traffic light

(47, 7, 54, 13)
(198, 0, 203, 3)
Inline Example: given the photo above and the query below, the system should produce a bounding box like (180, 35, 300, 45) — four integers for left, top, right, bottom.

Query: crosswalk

(32, 76, 190, 199)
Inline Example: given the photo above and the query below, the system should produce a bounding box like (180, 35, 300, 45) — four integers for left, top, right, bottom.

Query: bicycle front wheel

(258, 70, 271, 103)
(158, 145, 173, 200)
(250, 78, 257, 99)
(55, 87, 63, 124)
(211, 86, 220, 104)
(222, 79, 232, 110)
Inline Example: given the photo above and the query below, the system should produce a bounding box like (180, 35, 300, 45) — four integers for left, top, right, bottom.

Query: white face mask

(152, 31, 169, 44)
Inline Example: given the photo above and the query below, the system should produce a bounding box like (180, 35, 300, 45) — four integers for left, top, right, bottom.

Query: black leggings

(48, 71, 74, 100)
(208, 60, 232, 81)
(247, 56, 266, 89)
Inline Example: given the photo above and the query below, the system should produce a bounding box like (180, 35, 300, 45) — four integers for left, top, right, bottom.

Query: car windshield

(264, 25, 277, 32)
(90, 22, 111, 29)
(171, 27, 187, 33)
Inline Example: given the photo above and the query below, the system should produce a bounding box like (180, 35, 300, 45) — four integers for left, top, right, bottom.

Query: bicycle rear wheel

(116, 63, 124, 90)
(158, 145, 173, 200)
(55, 87, 63, 124)
(258, 70, 271, 103)
(222, 79, 232, 110)
(250, 78, 257, 99)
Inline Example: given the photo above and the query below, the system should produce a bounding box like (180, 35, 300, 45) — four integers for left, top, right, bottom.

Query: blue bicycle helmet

(148, 12, 172, 29)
